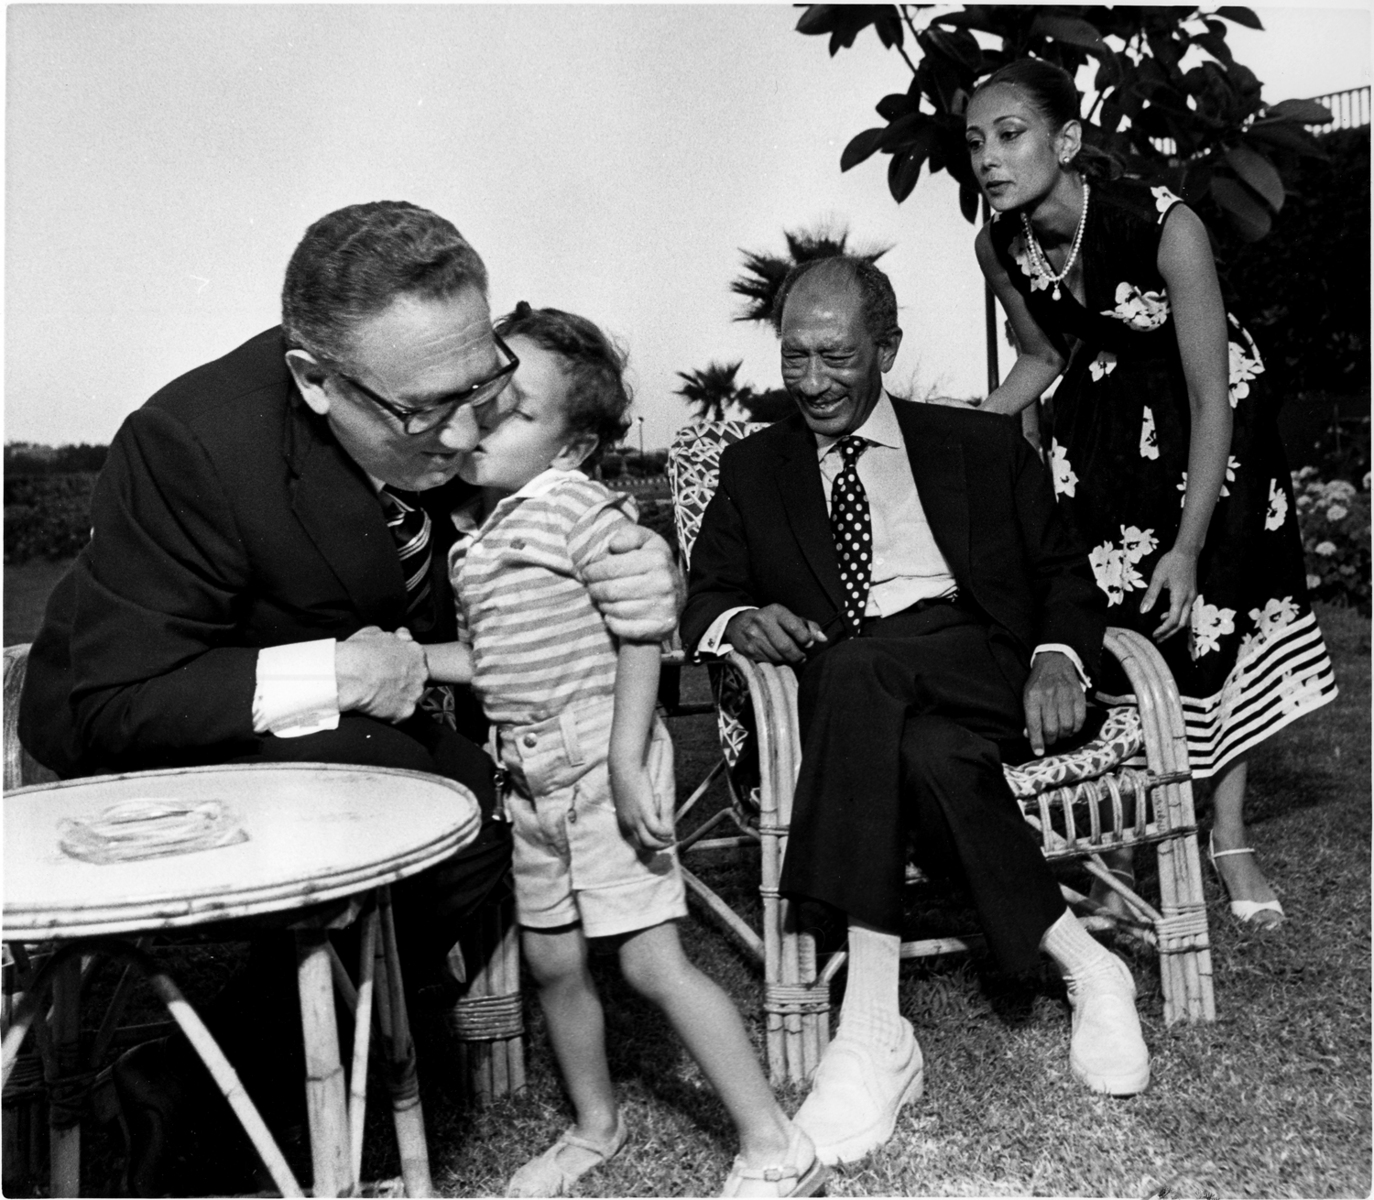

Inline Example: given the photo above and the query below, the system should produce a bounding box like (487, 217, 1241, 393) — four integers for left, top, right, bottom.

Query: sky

(5, 3, 1371, 452)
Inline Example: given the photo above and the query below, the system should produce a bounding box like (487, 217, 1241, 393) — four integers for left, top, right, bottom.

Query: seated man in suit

(680, 256, 1149, 1167)
(19, 200, 679, 1192)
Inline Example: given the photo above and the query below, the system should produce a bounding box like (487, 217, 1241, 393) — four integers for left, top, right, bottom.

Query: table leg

(378, 886, 432, 1198)
(295, 930, 352, 1197)
(348, 906, 379, 1190)
(48, 954, 81, 1197)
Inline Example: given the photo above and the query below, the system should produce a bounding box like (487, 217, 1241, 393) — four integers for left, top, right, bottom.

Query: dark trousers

(779, 606, 1066, 974)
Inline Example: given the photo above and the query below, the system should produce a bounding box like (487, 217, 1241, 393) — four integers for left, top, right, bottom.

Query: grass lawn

(434, 604, 1372, 1199)
(4, 560, 1369, 1197)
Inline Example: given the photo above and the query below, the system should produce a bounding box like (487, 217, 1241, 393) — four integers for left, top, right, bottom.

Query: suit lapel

(893, 400, 972, 584)
(773, 417, 846, 612)
(284, 397, 405, 624)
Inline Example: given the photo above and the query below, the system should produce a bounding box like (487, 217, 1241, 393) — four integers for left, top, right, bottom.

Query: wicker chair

(666, 421, 1216, 1086)
(1, 641, 522, 1192)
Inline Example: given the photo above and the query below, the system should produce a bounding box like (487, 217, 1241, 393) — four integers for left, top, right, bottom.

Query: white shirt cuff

(697, 607, 755, 657)
(253, 639, 340, 737)
(1032, 643, 1090, 691)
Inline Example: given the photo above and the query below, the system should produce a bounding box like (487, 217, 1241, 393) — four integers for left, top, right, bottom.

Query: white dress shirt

(697, 395, 1088, 686)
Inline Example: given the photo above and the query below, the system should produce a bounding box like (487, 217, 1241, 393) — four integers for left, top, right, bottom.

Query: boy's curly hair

(493, 302, 633, 467)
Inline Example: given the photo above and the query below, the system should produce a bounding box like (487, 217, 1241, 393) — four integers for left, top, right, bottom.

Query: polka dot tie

(830, 435, 872, 636)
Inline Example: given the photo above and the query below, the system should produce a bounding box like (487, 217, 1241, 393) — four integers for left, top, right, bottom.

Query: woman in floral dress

(965, 59, 1337, 926)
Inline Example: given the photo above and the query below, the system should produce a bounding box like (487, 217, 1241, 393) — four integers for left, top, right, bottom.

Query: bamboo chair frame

(667, 421, 1216, 1086)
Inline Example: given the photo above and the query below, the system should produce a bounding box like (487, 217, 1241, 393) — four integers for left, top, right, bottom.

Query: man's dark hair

(282, 201, 489, 364)
(494, 302, 633, 468)
(771, 255, 901, 346)
(971, 59, 1121, 184)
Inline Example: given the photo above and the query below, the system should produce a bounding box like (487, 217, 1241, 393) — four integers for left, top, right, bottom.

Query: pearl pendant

(1052, 284, 1062, 301)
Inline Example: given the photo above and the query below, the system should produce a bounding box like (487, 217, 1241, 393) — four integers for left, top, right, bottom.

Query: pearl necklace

(1020, 181, 1090, 302)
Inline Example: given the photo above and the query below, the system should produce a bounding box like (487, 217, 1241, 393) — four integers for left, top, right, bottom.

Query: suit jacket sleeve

(679, 449, 759, 654)
(64, 404, 262, 757)
(1007, 427, 1106, 681)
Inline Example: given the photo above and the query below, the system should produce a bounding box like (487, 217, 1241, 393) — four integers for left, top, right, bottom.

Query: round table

(3, 762, 482, 1197)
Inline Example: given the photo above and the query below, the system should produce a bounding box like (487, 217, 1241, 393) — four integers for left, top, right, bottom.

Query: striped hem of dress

(1112, 611, 1339, 780)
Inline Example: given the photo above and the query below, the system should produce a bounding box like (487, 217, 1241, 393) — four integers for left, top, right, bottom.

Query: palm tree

(731, 224, 892, 325)
(675, 360, 750, 422)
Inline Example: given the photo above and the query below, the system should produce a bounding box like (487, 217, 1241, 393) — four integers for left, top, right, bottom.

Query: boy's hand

(609, 756, 675, 851)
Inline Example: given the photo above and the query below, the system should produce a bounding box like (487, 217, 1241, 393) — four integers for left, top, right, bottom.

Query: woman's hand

(1139, 546, 1198, 642)
(609, 754, 675, 852)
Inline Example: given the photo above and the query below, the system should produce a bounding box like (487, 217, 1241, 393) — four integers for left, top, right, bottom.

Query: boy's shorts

(497, 696, 687, 940)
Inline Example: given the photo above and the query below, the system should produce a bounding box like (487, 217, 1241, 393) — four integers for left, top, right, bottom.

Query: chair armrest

(720, 651, 801, 831)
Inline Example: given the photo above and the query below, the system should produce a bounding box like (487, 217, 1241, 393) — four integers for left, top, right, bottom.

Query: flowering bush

(1293, 467, 1371, 614)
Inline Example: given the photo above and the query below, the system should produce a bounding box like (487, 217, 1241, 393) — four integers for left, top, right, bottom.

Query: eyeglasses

(333, 332, 520, 435)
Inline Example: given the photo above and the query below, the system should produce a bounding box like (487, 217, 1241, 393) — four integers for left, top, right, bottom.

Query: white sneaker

(793, 1019, 924, 1165)
(1066, 953, 1151, 1095)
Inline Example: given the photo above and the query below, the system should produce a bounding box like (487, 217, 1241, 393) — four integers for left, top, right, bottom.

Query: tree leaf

(841, 127, 889, 172)
(1246, 120, 1329, 159)
(880, 112, 935, 153)
(1193, 31, 1233, 66)
(1225, 144, 1285, 211)
(888, 146, 926, 203)
(1211, 176, 1272, 240)
(1266, 98, 1335, 125)
(795, 5, 839, 36)
(876, 92, 915, 121)
(1216, 7, 1264, 31)
(923, 25, 983, 74)
(958, 177, 981, 224)
(1029, 14, 1109, 56)
(874, 11, 905, 50)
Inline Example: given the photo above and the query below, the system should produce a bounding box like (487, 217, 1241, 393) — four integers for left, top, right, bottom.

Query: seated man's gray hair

(770, 255, 900, 347)
(282, 200, 488, 365)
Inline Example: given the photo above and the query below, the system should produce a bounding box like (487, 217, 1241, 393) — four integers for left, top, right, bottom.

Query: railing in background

(1306, 86, 1371, 131)
(1149, 86, 1370, 157)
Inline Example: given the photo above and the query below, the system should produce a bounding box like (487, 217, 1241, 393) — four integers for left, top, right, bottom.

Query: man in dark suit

(20, 201, 678, 1191)
(681, 256, 1149, 1166)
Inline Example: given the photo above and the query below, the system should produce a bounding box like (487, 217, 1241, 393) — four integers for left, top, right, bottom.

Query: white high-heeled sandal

(1207, 833, 1285, 928)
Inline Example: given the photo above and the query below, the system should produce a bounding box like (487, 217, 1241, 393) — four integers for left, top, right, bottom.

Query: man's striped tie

(380, 486, 435, 632)
(380, 486, 456, 728)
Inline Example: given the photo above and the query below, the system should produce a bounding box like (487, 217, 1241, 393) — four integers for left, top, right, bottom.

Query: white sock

(837, 920, 906, 1051)
(1039, 909, 1118, 980)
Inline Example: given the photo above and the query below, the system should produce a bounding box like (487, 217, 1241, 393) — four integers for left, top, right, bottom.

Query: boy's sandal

(719, 1125, 828, 1198)
(505, 1115, 628, 1198)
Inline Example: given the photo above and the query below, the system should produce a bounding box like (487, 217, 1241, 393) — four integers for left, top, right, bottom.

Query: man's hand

(609, 754, 676, 852)
(335, 625, 428, 723)
(725, 605, 828, 665)
(584, 525, 682, 642)
(1023, 650, 1086, 757)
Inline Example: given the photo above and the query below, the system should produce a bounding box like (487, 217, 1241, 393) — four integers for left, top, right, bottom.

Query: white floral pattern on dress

(1189, 595, 1235, 660)
(1101, 281, 1170, 330)
(1011, 236, 1051, 293)
(1249, 595, 1300, 638)
(1139, 407, 1159, 460)
(1227, 321, 1265, 408)
(1177, 457, 1239, 506)
(1264, 478, 1288, 531)
(1050, 438, 1078, 498)
(1088, 525, 1157, 606)
(1152, 185, 1183, 218)
(1089, 350, 1118, 382)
